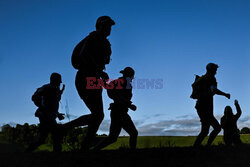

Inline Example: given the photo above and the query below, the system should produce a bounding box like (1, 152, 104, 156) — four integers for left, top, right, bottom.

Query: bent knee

(200, 129, 209, 136)
(130, 129, 138, 138)
(214, 126, 221, 133)
(135, 130, 138, 137)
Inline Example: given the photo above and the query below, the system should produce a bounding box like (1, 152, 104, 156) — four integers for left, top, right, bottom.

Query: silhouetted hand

(234, 99, 239, 105)
(60, 84, 65, 94)
(129, 104, 137, 111)
(62, 84, 65, 91)
(58, 113, 65, 120)
(101, 71, 109, 82)
(225, 93, 230, 99)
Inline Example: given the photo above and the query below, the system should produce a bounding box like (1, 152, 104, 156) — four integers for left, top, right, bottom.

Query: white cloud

(98, 114, 250, 136)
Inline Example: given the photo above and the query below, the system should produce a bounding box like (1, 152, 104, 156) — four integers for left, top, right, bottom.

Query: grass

(103, 135, 250, 150)
(2, 134, 250, 152)
(2, 133, 250, 167)
(0, 133, 25, 152)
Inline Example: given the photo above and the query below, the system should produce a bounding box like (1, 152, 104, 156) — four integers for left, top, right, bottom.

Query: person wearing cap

(27, 73, 65, 152)
(93, 67, 138, 150)
(193, 63, 230, 147)
(63, 16, 115, 150)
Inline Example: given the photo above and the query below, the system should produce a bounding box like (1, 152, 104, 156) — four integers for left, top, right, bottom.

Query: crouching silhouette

(221, 100, 242, 146)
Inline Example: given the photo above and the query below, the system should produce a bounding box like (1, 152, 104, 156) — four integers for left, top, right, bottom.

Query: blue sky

(0, 0, 249, 135)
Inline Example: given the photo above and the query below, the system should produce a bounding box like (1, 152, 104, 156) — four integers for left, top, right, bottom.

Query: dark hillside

(1, 146, 250, 167)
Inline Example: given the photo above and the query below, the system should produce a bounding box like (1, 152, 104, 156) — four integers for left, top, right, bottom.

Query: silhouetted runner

(94, 67, 138, 150)
(62, 16, 115, 150)
(27, 73, 65, 152)
(221, 100, 242, 146)
(192, 63, 230, 147)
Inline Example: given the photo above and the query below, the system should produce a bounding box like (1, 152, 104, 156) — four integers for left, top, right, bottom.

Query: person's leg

(122, 114, 138, 150)
(80, 91, 104, 150)
(51, 123, 63, 152)
(194, 121, 210, 147)
(94, 112, 121, 150)
(62, 73, 96, 130)
(26, 121, 48, 152)
(62, 114, 92, 130)
(62, 73, 104, 150)
(233, 132, 242, 146)
(223, 133, 232, 146)
(207, 116, 221, 146)
(194, 102, 211, 147)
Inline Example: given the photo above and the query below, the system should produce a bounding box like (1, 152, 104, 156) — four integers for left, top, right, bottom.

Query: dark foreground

(1, 146, 250, 167)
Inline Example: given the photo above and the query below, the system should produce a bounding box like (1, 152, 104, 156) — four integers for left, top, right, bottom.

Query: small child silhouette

(220, 100, 242, 146)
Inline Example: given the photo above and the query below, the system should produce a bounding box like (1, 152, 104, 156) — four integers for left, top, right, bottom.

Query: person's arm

(114, 95, 136, 111)
(57, 84, 65, 102)
(109, 89, 132, 106)
(234, 100, 242, 119)
(100, 71, 109, 82)
(129, 104, 137, 111)
(57, 85, 65, 120)
(60, 84, 65, 95)
(57, 113, 65, 120)
(114, 94, 132, 106)
(211, 85, 230, 99)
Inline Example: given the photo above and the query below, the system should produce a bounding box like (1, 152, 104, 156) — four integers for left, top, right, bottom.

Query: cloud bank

(99, 114, 250, 136)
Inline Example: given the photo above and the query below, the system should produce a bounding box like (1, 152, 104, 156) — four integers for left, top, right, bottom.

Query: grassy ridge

(2, 134, 250, 166)
(2, 134, 250, 152)
(0, 134, 25, 152)
(37, 135, 250, 151)
(103, 135, 250, 150)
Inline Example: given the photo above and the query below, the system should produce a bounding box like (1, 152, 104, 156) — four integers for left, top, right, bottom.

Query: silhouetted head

(224, 106, 233, 117)
(95, 16, 115, 37)
(120, 67, 135, 79)
(206, 63, 218, 76)
(50, 73, 62, 87)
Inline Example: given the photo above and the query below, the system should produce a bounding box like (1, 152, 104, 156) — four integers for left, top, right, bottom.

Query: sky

(0, 0, 249, 136)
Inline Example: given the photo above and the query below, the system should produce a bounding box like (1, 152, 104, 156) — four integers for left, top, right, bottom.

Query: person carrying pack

(192, 63, 230, 147)
(27, 73, 65, 152)
(190, 75, 204, 99)
(93, 67, 138, 150)
(62, 16, 115, 150)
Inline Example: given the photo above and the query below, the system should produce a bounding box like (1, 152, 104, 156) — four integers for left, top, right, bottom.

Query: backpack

(32, 88, 42, 107)
(190, 75, 203, 99)
(71, 38, 86, 70)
